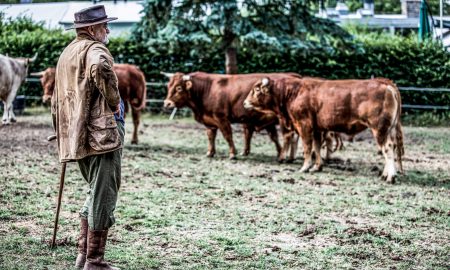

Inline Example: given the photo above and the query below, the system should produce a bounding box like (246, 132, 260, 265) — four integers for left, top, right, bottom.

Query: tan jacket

(52, 35, 121, 162)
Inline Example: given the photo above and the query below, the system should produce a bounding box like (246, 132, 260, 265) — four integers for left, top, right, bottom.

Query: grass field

(0, 110, 449, 270)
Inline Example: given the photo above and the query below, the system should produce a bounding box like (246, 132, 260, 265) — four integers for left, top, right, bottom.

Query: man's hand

(114, 104, 120, 115)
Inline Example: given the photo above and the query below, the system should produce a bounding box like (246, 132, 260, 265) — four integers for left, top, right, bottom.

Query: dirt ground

(0, 111, 449, 270)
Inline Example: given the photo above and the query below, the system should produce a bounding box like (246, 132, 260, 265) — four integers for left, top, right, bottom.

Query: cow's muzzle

(164, 99, 175, 109)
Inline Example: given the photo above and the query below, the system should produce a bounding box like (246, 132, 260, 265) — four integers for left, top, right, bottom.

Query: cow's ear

(185, 80, 192, 90)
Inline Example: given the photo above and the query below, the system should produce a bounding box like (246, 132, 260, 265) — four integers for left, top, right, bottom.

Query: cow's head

(162, 72, 193, 109)
(244, 77, 275, 112)
(13, 53, 37, 80)
(31, 68, 56, 103)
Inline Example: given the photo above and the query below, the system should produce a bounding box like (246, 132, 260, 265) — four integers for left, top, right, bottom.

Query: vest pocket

(88, 114, 121, 151)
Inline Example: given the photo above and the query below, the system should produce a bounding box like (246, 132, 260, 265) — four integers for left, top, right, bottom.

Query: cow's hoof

(299, 166, 310, 173)
(240, 151, 250, 156)
(229, 155, 237, 160)
(386, 175, 396, 184)
(10, 118, 16, 123)
(2, 121, 10, 125)
(277, 158, 285, 164)
(206, 152, 215, 158)
(131, 140, 138, 145)
(310, 165, 322, 172)
(285, 159, 294, 164)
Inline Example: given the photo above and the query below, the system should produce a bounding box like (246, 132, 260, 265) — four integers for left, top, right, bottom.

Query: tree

(133, 0, 354, 74)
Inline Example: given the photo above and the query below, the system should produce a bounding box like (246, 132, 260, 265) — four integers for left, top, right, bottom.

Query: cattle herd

(162, 72, 404, 184)
(1, 53, 404, 184)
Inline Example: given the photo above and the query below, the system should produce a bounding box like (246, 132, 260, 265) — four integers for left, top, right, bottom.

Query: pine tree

(133, 0, 353, 74)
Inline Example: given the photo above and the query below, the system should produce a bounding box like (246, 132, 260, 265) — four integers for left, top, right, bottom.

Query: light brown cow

(163, 72, 301, 160)
(244, 77, 404, 183)
(34, 64, 147, 144)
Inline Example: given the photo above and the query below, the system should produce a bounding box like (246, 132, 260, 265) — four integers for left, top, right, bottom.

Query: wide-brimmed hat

(65, 5, 117, 30)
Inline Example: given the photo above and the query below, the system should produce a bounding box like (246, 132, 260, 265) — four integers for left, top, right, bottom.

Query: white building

(0, 1, 143, 37)
(318, 0, 450, 48)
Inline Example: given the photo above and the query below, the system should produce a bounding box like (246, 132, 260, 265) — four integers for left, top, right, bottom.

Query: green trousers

(78, 121, 125, 230)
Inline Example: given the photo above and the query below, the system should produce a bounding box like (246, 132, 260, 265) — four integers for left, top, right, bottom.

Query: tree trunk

(225, 47, 238, 74)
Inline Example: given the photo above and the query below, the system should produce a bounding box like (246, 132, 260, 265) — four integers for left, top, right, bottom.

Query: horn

(30, 71, 46, 77)
(28, 53, 38, 62)
(160, 71, 175, 78)
(182, 75, 191, 81)
(261, 78, 269, 86)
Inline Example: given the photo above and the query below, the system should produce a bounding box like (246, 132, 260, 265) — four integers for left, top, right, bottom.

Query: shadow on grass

(125, 142, 209, 156)
(398, 170, 450, 189)
(126, 144, 450, 188)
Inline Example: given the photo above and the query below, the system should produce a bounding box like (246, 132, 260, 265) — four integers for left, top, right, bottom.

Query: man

(52, 5, 124, 270)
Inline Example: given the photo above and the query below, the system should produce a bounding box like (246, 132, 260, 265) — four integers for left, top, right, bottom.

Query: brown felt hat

(65, 5, 117, 30)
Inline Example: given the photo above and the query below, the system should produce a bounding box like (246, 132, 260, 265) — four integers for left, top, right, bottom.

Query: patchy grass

(0, 109, 449, 270)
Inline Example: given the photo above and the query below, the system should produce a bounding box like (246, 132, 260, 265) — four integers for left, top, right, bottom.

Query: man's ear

(185, 81, 192, 90)
(88, 25, 95, 35)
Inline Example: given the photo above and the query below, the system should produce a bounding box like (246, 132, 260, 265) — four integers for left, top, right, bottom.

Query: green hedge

(1, 16, 449, 109)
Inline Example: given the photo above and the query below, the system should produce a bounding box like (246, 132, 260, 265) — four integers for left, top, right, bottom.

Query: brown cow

(163, 72, 301, 160)
(244, 77, 404, 183)
(34, 64, 146, 144)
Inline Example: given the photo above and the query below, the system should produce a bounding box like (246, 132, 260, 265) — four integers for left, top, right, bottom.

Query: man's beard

(102, 36, 109, 45)
(93, 32, 109, 45)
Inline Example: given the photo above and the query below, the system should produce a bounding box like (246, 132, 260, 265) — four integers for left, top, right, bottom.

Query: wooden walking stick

(51, 161, 66, 248)
(47, 134, 66, 249)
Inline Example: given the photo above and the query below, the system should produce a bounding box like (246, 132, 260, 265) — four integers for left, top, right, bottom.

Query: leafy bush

(0, 12, 448, 111)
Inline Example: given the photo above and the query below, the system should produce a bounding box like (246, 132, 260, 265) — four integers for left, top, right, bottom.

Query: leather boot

(75, 218, 88, 268)
(83, 229, 119, 270)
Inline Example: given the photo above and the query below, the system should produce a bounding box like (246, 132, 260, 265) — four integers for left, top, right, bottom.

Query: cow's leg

(288, 133, 299, 163)
(310, 131, 323, 172)
(6, 84, 19, 124)
(217, 122, 237, 159)
(123, 101, 129, 118)
(278, 128, 292, 162)
(295, 123, 313, 173)
(335, 133, 344, 151)
(241, 124, 254, 156)
(9, 105, 16, 123)
(2, 99, 15, 125)
(381, 134, 397, 184)
(265, 124, 282, 159)
(1, 100, 9, 125)
(373, 127, 397, 183)
(131, 108, 140, 144)
(206, 128, 217, 158)
(322, 132, 333, 161)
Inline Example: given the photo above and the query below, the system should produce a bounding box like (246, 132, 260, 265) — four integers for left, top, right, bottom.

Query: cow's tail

(388, 83, 404, 174)
(394, 87, 404, 174)
(132, 71, 147, 111)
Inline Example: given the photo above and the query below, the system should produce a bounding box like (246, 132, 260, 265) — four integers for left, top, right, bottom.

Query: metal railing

(397, 86, 450, 110)
(15, 79, 450, 111)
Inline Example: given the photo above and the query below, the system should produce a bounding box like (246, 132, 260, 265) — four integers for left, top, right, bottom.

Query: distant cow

(244, 77, 404, 183)
(163, 72, 301, 160)
(0, 53, 37, 124)
(33, 64, 147, 144)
